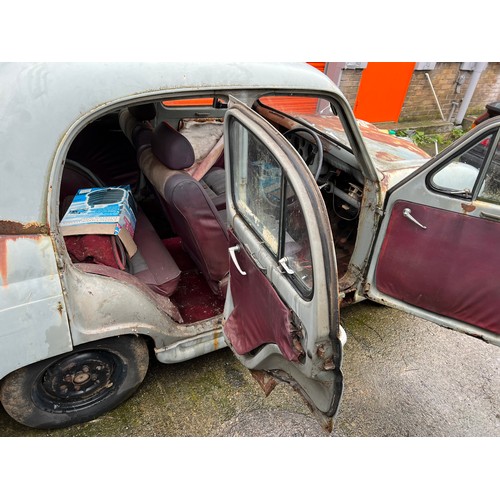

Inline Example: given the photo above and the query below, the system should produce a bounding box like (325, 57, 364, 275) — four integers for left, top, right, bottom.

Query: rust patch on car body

(0, 233, 46, 287)
(0, 238, 8, 287)
(461, 203, 476, 213)
(0, 221, 50, 287)
(250, 370, 278, 397)
(0, 220, 49, 235)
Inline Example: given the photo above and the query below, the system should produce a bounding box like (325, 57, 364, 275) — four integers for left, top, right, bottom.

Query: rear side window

(162, 97, 227, 108)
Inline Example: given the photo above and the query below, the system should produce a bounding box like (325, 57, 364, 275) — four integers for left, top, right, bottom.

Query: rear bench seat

(60, 160, 181, 297)
(129, 210, 180, 296)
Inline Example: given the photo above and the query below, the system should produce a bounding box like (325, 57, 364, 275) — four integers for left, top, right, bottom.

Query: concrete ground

(1, 301, 498, 438)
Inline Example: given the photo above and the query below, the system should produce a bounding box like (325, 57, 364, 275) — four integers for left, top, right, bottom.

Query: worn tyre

(0, 335, 149, 429)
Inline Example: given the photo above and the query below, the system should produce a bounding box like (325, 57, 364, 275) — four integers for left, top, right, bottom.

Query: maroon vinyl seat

(134, 120, 229, 297)
(129, 210, 181, 296)
(60, 160, 180, 297)
(119, 106, 227, 210)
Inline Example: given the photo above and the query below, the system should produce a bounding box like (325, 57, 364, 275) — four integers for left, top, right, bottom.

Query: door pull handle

(403, 208, 427, 229)
(229, 245, 247, 276)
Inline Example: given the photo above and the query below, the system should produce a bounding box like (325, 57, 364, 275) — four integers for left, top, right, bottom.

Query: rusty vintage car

(1, 62, 499, 429)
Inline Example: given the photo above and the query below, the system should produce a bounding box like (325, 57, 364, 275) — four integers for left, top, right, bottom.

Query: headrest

(128, 103, 157, 122)
(151, 121, 195, 170)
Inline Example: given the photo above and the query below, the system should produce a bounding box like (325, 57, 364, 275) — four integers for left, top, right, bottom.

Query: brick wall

(337, 68, 364, 108)
(399, 62, 500, 123)
(399, 63, 456, 122)
(333, 62, 500, 124)
(469, 62, 500, 114)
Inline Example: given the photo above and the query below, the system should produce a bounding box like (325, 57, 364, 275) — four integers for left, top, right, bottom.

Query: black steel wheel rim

(32, 350, 126, 413)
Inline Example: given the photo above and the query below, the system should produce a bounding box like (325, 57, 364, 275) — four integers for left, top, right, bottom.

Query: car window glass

(230, 118, 314, 294)
(257, 95, 360, 156)
(162, 97, 227, 108)
(231, 119, 283, 255)
(430, 133, 494, 195)
(478, 144, 500, 204)
(284, 182, 313, 292)
(259, 96, 333, 116)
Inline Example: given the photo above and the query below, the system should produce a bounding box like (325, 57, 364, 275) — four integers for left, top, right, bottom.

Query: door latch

(403, 207, 427, 229)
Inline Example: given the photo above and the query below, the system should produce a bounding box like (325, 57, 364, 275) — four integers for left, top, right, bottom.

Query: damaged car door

(222, 98, 345, 428)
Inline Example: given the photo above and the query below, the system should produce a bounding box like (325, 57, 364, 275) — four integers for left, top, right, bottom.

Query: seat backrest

(137, 121, 229, 296)
(178, 118, 225, 181)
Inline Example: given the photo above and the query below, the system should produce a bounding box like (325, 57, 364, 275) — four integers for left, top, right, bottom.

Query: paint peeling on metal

(0, 237, 7, 287)
(250, 369, 278, 396)
(74, 263, 184, 324)
(1, 234, 45, 287)
(461, 203, 476, 213)
(0, 220, 49, 235)
(258, 105, 430, 173)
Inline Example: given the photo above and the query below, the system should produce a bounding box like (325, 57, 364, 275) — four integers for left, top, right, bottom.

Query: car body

(1, 62, 499, 430)
(472, 101, 500, 128)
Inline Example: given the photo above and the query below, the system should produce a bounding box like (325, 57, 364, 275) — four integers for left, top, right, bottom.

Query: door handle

(279, 257, 295, 275)
(403, 207, 427, 229)
(480, 211, 500, 222)
(229, 245, 247, 276)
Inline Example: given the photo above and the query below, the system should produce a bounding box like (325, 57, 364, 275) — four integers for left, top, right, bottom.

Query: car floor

(164, 236, 225, 323)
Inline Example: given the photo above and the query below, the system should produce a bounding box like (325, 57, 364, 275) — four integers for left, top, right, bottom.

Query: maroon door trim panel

(376, 200, 500, 336)
(224, 232, 299, 361)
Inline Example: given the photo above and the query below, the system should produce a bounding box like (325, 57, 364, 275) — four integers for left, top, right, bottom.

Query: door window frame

(227, 113, 316, 299)
(426, 128, 500, 201)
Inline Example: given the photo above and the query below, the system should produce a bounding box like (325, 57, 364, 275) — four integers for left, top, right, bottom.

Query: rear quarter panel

(0, 234, 72, 379)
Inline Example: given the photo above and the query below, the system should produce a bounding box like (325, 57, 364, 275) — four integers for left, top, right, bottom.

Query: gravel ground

(1, 301, 499, 437)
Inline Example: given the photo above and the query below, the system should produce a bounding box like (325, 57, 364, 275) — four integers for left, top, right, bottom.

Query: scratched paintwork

(0, 235, 72, 379)
(0, 62, 353, 386)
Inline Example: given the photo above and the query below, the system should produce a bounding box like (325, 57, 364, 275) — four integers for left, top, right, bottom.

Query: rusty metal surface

(0, 235, 72, 379)
(0, 220, 49, 235)
(297, 114, 430, 172)
(74, 263, 184, 324)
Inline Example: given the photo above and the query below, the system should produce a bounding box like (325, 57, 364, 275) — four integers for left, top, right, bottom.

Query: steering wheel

(283, 127, 324, 182)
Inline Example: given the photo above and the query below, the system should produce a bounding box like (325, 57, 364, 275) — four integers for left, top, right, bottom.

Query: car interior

(58, 94, 366, 325)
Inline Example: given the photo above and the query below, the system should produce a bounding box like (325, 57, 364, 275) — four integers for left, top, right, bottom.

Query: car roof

(0, 62, 341, 226)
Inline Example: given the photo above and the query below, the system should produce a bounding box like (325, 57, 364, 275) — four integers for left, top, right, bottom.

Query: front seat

(135, 120, 229, 297)
(120, 106, 227, 209)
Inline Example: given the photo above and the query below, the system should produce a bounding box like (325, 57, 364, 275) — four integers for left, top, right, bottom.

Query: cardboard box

(60, 186, 138, 256)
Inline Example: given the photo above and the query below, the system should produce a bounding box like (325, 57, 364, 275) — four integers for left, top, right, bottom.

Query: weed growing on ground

(396, 127, 466, 153)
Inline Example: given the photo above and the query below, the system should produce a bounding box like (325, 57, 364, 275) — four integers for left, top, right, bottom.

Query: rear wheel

(0, 336, 149, 429)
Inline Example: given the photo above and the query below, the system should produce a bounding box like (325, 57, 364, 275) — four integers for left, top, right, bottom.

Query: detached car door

(223, 98, 344, 423)
(366, 117, 500, 347)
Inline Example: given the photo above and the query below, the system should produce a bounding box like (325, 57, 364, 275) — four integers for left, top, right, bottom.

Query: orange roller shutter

(260, 62, 326, 113)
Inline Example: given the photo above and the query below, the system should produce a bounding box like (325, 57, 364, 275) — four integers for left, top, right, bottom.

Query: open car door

(222, 98, 344, 427)
(366, 117, 500, 347)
